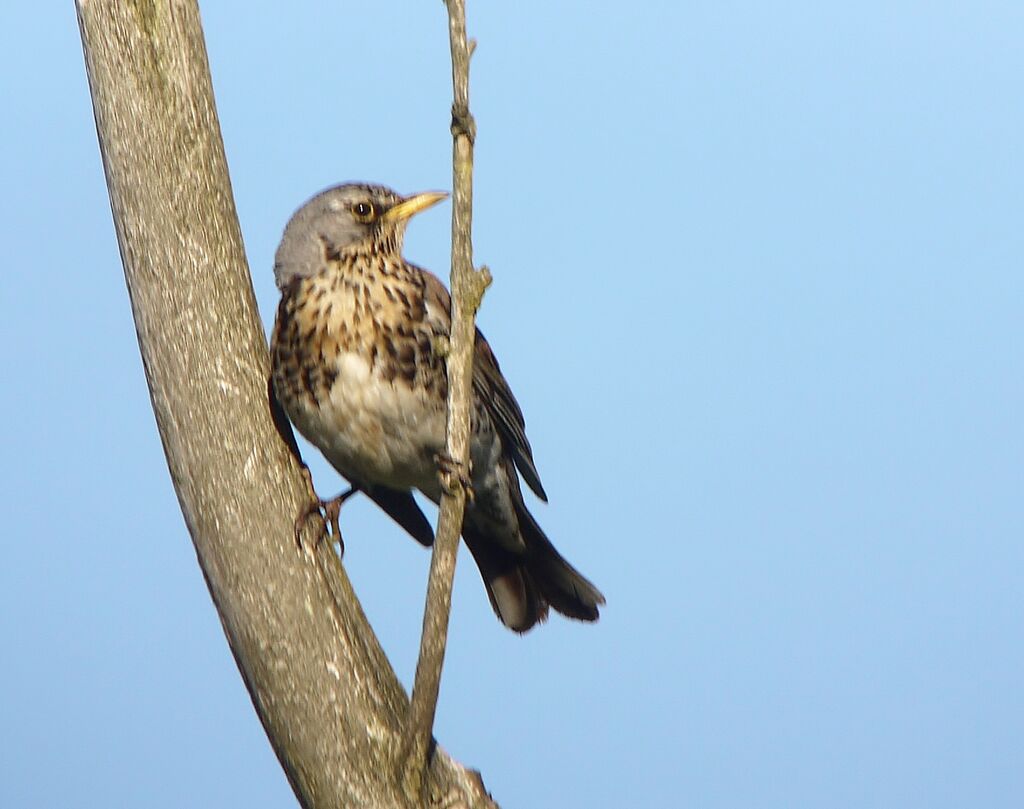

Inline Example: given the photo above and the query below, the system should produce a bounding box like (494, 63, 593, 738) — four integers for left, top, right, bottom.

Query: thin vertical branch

(403, 0, 492, 800)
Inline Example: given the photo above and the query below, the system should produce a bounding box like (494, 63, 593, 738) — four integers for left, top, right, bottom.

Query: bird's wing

(471, 336, 548, 501)
(362, 485, 435, 547)
(422, 272, 548, 502)
(268, 373, 304, 462)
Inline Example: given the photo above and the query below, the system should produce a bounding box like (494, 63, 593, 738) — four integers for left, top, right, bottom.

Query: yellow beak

(383, 190, 449, 222)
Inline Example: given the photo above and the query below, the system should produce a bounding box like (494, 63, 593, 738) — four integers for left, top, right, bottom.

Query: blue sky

(3, 2, 1022, 807)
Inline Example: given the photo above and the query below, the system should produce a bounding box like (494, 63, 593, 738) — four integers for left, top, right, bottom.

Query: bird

(269, 182, 604, 632)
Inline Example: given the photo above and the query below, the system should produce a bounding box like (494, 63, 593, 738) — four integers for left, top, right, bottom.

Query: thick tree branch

(403, 0, 492, 801)
(76, 1, 494, 806)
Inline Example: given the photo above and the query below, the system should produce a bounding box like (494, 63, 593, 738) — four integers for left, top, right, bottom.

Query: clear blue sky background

(3, 2, 1022, 807)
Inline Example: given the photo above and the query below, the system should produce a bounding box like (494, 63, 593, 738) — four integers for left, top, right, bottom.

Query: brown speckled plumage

(272, 250, 444, 408)
(269, 183, 604, 632)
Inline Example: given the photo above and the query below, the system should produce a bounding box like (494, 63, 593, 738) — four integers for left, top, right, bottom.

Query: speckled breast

(270, 262, 449, 490)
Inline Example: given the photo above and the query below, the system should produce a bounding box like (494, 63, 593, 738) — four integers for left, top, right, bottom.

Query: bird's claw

(435, 452, 474, 502)
(293, 498, 340, 553)
(293, 474, 358, 556)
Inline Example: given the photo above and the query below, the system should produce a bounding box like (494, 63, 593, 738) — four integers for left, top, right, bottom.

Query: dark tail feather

(462, 525, 549, 633)
(462, 513, 605, 633)
(517, 508, 605, 623)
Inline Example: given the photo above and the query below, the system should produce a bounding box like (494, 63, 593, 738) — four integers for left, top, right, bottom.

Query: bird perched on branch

(269, 183, 604, 632)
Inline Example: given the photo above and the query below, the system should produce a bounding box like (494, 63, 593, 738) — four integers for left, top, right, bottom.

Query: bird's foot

(434, 452, 474, 502)
(294, 472, 359, 556)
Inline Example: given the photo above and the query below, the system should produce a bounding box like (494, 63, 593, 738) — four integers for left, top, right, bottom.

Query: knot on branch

(467, 265, 492, 311)
(431, 334, 451, 359)
(451, 103, 476, 144)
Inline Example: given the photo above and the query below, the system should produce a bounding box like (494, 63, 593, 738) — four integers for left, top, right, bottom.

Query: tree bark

(76, 1, 496, 806)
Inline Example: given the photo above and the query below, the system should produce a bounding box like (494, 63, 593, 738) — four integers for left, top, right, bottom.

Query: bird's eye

(351, 201, 377, 223)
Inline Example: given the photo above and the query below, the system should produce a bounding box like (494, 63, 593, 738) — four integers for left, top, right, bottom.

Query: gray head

(273, 182, 448, 289)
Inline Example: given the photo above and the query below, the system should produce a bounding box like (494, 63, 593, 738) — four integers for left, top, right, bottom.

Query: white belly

(291, 351, 447, 492)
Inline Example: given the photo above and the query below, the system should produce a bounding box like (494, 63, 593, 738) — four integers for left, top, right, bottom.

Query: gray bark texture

(76, 1, 498, 807)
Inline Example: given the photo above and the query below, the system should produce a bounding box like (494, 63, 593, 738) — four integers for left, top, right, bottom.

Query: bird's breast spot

(336, 352, 371, 385)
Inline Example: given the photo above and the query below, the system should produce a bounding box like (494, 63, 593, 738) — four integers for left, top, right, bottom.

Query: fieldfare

(269, 183, 604, 632)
